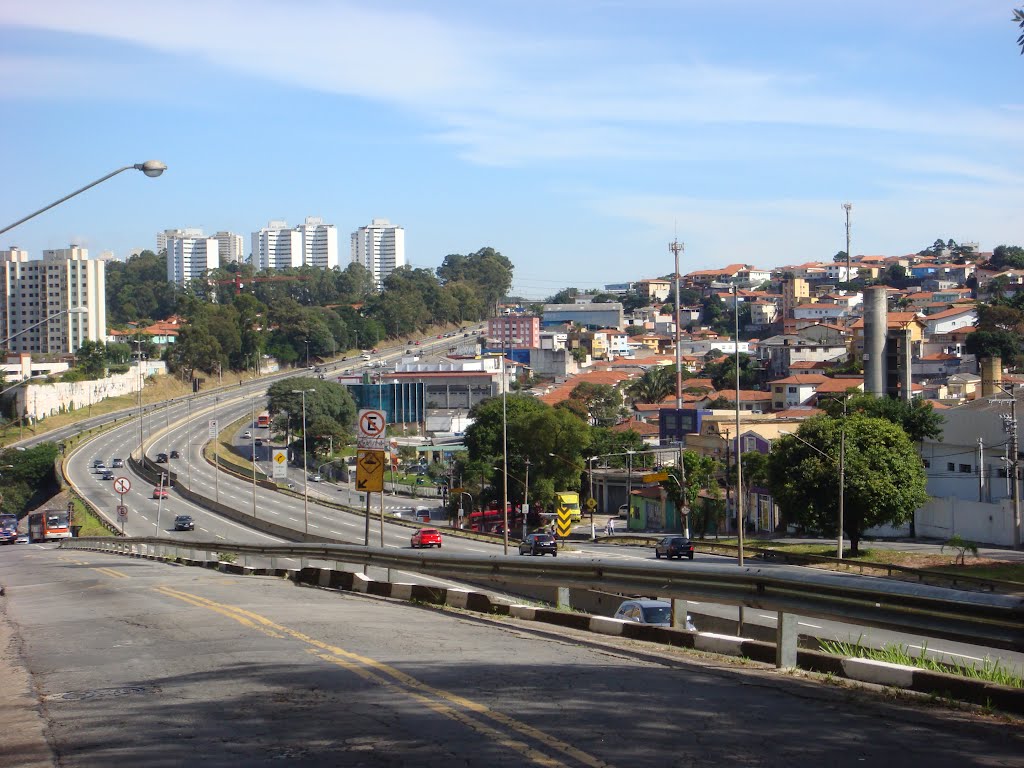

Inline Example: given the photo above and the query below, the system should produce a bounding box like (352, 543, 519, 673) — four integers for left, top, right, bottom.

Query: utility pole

(669, 238, 684, 409)
(997, 385, 1022, 549)
(843, 202, 853, 288)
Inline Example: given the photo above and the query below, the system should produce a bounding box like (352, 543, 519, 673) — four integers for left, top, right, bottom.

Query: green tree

(990, 244, 1024, 270)
(819, 392, 943, 443)
(660, 451, 719, 535)
(0, 444, 60, 518)
(702, 353, 760, 390)
(766, 415, 928, 554)
(74, 340, 108, 377)
(265, 377, 357, 461)
(437, 247, 514, 316)
(565, 382, 624, 426)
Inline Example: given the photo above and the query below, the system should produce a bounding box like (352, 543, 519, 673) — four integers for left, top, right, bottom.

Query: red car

(411, 528, 442, 548)
(153, 487, 168, 499)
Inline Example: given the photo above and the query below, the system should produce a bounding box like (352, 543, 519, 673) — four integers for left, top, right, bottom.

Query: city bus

(466, 503, 522, 534)
(28, 510, 71, 542)
(256, 412, 271, 429)
(0, 513, 18, 545)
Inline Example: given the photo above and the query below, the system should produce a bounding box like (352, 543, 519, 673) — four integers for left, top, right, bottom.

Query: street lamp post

(250, 396, 259, 520)
(0, 161, 167, 238)
(304, 339, 310, 369)
(523, 458, 531, 541)
(781, 428, 846, 559)
(733, 285, 744, 567)
(213, 396, 220, 504)
(292, 388, 316, 535)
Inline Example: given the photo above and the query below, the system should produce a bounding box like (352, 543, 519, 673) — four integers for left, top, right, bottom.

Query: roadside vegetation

(820, 637, 1023, 689)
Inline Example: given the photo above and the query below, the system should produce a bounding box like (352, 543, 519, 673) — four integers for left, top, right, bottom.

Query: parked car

(518, 533, 558, 557)
(410, 528, 442, 548)
(153, 487, 168, 499)
(613, 599, 696, 631)
(156, 453, 168, 463)
(173, 515, 195, 531)
(111, 458, 124, 468)
(655, 536, 695, 560)
(101, 471, 115, 481)
(170, 450, 180, 459)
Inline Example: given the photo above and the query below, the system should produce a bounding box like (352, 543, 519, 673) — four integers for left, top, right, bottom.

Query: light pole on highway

(185, 396, 193, 489)
(292, 388, 315, 535)
(250, 396, 259, 521)
(0, 160, 166, 238)
(213, 396, 220, 504)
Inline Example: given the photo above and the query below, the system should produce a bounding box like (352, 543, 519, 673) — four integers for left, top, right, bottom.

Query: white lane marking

(216, 534, 225, 540)
(798, 622, 822, 629)
(309, 524, 320, 529)
(905, 644, 984, 662)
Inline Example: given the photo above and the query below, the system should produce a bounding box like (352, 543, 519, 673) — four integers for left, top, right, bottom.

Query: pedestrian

(606, 518, 615, 535)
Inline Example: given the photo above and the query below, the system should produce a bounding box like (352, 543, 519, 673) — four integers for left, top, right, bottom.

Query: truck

(555, 492, 582, 523)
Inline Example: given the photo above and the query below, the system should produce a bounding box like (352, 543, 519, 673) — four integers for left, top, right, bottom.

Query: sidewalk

(0, 597, 54, 768)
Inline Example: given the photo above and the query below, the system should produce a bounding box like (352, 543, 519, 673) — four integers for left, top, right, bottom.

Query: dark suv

(655, 536, 695, 560)
(518, 533, 557, 557)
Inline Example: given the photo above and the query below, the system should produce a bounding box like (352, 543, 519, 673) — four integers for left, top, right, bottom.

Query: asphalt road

(1, 544, 1019, 768)
(66, 388, 1024, 676)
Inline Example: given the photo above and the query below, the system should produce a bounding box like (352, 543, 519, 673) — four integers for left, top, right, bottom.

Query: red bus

(467, 504, 522, 533)
(28, 510, 71, 542)
(256, 412, 271, 428)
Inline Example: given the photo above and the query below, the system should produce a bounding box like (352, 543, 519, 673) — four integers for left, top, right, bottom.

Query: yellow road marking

(92, 567, 128, 579)
(154, 586, 613, 768)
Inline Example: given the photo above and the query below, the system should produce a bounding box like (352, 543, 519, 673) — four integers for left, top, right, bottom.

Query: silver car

(613, 599, 696, 631)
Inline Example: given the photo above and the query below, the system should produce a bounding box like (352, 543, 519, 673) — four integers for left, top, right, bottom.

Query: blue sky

(1, 1, 1022, 299)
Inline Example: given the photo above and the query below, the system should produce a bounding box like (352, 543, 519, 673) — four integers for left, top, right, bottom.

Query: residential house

(769, 374, 831, 410)
(757, 334, 849, 378)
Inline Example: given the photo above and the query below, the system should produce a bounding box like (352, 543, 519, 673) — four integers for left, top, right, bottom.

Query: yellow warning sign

(555, 502, 573, 538)
(356, 449, 385, 492)
(643, 471, 668, 482)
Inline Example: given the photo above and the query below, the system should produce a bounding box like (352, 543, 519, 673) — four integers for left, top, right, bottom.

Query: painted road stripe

(154, 586, 611, 768)
(92, 567, 128, 579)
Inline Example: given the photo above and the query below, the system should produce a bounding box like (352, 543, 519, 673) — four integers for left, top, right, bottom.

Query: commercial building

(351, 218, 405, 289)
(0, 246, 105, 355)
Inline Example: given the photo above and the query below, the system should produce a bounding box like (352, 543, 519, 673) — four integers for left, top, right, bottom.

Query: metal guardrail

(62, 536, 1024, 655)
(610, 534, 1022, 595)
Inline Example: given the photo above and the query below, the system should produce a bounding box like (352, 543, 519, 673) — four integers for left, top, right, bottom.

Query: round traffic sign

(358, 409, 387, 438)
(116, 505, 128, 520)
(113, 477, 131, 494)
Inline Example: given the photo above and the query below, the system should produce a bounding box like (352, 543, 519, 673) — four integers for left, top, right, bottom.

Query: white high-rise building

(157, 227, 203, 254)
(351, 218, 405, 289)
(251, 220, 303, 271)
(299, 217, 338, 270)
(0, 246, 106, 355)
(213, 231, 245, 265)
(167, 233, 220, 286)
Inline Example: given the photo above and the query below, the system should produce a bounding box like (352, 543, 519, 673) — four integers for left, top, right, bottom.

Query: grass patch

(820, 637, 1023, 688)
(69, 496, 116, 537)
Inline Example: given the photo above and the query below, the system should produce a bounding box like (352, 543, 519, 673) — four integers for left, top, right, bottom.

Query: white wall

(14, 361, 166, 422)
(914, 496, 1016, 547)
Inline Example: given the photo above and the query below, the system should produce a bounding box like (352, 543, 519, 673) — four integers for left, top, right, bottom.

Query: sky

(0, 1, 1022, 299)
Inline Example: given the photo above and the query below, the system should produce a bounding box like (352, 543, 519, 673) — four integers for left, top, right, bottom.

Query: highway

(1, 544, 1019, 768)
(50, 346, 1024, 676)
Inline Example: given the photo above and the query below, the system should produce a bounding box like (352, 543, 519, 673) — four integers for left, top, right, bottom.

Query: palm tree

(625, 364, 677, 404)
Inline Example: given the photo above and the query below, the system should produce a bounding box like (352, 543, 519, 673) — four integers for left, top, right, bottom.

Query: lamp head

(136, 160, 167, 178)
